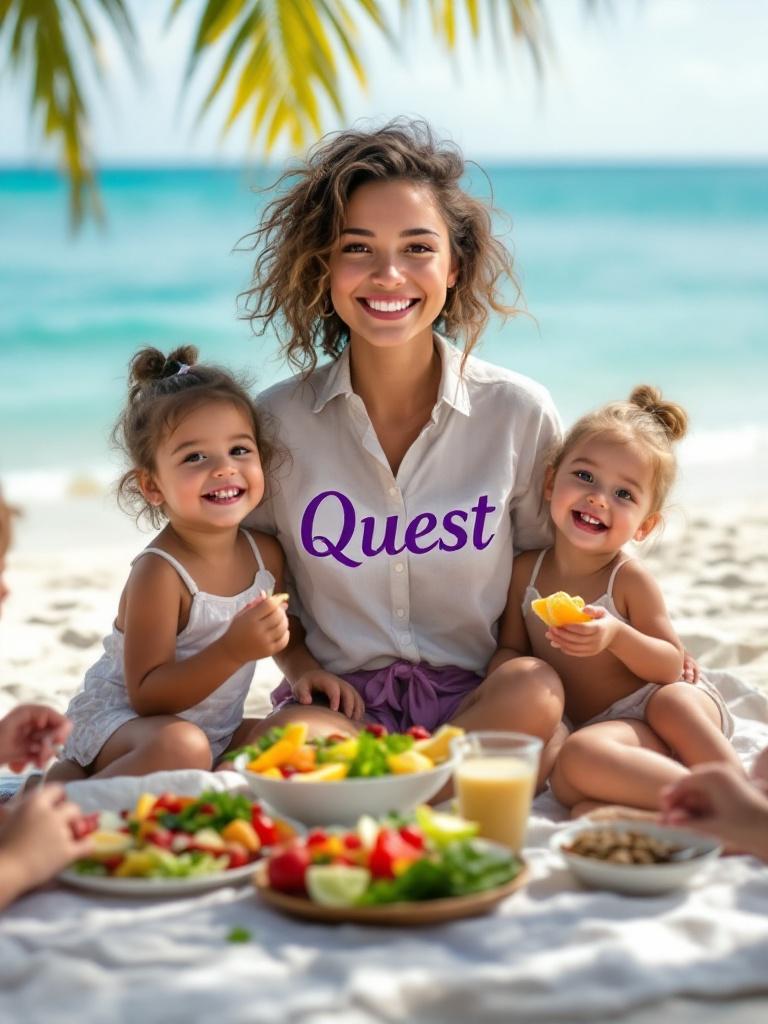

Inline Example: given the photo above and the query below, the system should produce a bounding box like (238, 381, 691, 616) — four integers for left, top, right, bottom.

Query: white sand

(1, 479, 766, 724)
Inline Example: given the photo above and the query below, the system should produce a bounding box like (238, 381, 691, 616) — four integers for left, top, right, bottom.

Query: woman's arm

(547, 562, 684, 683)
(487, 552, 535, 674)
(123, 554, 289, 716)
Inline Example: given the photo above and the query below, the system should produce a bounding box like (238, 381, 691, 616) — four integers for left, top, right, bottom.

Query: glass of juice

(452, 732, 542, 852)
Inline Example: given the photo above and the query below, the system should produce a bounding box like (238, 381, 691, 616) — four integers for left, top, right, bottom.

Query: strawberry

(364, 723, 388, 738)
(406, 725, 431, 740)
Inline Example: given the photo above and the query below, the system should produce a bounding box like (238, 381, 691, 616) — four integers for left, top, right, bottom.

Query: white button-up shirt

(246, 335, 561, 675)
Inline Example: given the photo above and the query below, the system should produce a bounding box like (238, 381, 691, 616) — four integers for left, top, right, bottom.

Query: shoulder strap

(132, 548, 199, 596)
(606, 557, 631, 599)
(240, 529, 267, 573)
(528, 548, 549, 588)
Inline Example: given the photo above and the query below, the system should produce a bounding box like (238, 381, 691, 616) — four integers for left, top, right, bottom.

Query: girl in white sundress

(48, 345, 322, 781)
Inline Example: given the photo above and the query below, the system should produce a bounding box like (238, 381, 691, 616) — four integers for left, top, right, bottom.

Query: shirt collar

(310, 333, 472, 416)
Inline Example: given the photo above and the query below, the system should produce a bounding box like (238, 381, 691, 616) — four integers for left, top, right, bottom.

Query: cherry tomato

(406, 725, 431, 740)
(307, 829, 329, 847)
(251, 808, 280, 847)
(267, 842, 311, 893)
(343, 833, 363, 850)
(398, 825, 426, 850)
(146, 827, 174, 850)
(364, 723, 388, 738)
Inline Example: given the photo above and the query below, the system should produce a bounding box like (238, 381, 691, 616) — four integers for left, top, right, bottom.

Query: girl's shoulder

(611, 556, 665, 616)
(510, 548, 546, 591)
(243, 528, 284, 576)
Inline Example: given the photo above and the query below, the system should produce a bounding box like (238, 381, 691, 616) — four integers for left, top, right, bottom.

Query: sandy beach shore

(2, 464, 767, 726)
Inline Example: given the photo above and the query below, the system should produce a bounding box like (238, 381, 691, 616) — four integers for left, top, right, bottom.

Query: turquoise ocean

(1, 164, 766, 501)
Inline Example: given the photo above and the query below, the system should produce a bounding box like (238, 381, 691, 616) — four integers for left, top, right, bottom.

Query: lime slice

(305, 865, 371, 907)
(414, 805, 478, 845)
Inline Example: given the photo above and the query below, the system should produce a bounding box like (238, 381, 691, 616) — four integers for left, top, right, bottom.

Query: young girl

(237, 118, 566, 783)
(494, 385, 741, 813)
(48, 346, 298, 780)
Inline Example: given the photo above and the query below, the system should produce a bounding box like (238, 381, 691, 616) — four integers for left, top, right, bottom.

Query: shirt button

(396, 608, 405, 618)
(394, 562, 404, 573)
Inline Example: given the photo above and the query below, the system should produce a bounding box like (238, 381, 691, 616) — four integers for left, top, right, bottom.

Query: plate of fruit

(60, 790, 298, 897)
(226, 722, 463, 826)
(253, 805, 528, 925)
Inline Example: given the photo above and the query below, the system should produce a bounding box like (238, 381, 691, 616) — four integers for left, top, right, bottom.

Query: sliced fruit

(253, 766, 283, 779)
(191, 827, 226, 852)
(306, 865, 371, 907)
(282, 722, 309, 747)
(324, 737, 359, 762)
(221, 819, 261, 853)
(290, 745, 318, 772)
(387, 750, 435, 775)
(89, 830, 134, 860)
(132, 792, 157, 822)
(413, 724, 465, 763)
(114, 850, 156, 877)
(531, 591, 591, 627)
(414, 805, 478, 846)
(291, 762, 349, 782)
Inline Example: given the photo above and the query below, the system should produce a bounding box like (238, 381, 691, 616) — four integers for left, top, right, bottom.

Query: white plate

(234, 752, 457, 827)
(550, 820, 722, 896)
(59, 860, 259, 898)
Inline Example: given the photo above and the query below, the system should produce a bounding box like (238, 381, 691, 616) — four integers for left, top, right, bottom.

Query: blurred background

(1, 0, 767, 511)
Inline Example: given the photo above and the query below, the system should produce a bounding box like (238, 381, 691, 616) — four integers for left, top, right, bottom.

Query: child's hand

(0, 784, 94, 902)
(0, 704, 71, 772)
(291, 670, 365, 720)
(660, 764, 768, 860)
(224, 592, 290, 663)
(545, 606, 620, 658)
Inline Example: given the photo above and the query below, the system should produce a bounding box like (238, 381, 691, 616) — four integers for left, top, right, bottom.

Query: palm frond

(171, 0, 389, 155)
(0, 0, 137, 227)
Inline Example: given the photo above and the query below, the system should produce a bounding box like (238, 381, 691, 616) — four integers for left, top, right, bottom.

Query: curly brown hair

(114, 345, 278, 528)
(241, 119, 521, 373)
(549, 385, 689, 516)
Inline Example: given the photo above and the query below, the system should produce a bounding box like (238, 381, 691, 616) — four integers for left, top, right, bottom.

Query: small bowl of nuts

(550, 820, 721, 895)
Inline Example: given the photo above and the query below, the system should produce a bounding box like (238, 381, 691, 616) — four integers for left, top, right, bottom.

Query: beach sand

(1, 474, 767, 724)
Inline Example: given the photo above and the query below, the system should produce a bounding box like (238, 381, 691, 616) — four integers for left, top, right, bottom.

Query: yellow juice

(455, 755, 536, 851)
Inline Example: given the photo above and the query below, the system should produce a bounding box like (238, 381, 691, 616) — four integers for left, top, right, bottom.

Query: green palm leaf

(172, 0, 390, 155)
(0, 0, 137, 226)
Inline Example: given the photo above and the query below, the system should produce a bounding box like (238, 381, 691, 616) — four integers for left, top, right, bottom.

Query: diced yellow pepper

(249, 738, 299, 772)
(114, 851, 155, 877)
(253, 766, 283, 779)
(324, 738, 359, 762)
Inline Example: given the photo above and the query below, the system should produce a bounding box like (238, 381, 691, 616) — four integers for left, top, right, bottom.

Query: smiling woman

(239, 119, 567, 781)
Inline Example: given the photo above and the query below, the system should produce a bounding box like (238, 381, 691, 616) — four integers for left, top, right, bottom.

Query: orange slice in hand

(531, 591, 592, 627)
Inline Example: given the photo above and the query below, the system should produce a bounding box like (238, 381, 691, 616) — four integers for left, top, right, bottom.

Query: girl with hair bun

(239, 118, 566, 785)
(494, 385, 742, 814)
(48, 345, 347, 780)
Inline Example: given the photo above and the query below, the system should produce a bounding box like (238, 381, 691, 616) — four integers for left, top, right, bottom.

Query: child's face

(327, 179, 457, 352)
(546, 437, 658, 553)
(141, 401, 264, 531)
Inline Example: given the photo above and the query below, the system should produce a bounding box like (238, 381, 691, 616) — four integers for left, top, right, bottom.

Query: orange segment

(531, 591, 591, 627)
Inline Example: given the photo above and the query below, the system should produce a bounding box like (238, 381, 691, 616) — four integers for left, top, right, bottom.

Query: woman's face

(328, 179, 457, 352)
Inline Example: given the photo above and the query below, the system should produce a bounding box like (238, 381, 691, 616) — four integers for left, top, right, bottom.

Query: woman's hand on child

(545, 606, 620, 658)
(0, 704, 71, 773)
(660, 764, 768, 860)
(224, 592, 290, 663)
(0, 784, 94, 902)
(291, 670, 366, 720)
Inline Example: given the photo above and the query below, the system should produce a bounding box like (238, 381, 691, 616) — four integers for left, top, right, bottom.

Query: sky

(1, 0, 767, 165)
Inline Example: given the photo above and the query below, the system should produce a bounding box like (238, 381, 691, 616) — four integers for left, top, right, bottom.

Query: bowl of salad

(226, 722, 462, 827)
(253, 805, 528, 925)
(60, 789, 298, 896)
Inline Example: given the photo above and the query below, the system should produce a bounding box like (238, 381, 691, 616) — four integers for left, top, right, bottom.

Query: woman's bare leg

(44, 759, 88, 784)
(551, 719, 688, 811)
(451, 657, 565, 790)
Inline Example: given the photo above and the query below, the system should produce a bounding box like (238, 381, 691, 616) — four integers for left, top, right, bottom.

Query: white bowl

(233, 752, 457, 827)
(550, 820, 722, 896)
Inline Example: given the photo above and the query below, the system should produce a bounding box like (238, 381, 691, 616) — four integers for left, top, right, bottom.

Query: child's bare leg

(89, 717, 212, 779)
(551, 719, 688, 811)
(645, 683, 743, 772)
(45, 759, 88, 784)
(451, 657, 565, 791)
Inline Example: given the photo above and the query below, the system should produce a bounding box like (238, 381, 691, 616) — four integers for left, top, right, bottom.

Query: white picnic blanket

(1, 669, 767, 1024)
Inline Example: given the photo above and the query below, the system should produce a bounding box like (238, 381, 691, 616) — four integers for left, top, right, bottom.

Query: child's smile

(546, 437, 657, 552)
